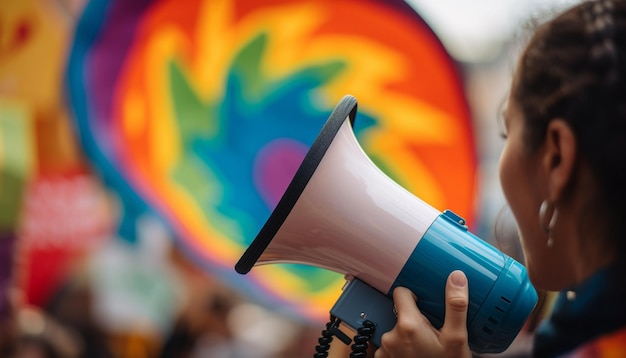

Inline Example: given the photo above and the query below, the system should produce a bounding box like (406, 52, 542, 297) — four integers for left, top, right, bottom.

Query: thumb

(442, 270, 469, 334)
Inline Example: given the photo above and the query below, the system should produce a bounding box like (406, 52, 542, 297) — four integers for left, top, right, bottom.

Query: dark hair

(514, 0, 626, 252)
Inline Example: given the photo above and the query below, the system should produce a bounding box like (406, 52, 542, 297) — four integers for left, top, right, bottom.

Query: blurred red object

(18, 168, 114, 307)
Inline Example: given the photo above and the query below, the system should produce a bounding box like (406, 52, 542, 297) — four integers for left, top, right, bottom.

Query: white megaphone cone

(236, 95, 537, 354)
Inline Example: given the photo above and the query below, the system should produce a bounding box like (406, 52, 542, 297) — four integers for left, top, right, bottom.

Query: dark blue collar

(533, 265, 626, 357)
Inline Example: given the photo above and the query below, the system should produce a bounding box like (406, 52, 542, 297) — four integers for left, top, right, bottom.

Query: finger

(373, 347, 384, 358)
(392, 286, 432, 328)
(391, 286, 418, 318)
(441, 270, 469, 334)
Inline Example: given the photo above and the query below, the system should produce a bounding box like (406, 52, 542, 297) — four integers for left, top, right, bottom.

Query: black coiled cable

(349, 320, 375, 358)
(314, 316, 337, 358)
(313, 316, 376, 358)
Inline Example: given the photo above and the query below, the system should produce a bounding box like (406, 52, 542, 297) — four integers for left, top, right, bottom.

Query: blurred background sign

(66, 0, 477, 323)
(0, 0, 114, 310)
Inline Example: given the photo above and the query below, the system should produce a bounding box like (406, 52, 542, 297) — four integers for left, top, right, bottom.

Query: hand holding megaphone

(373, 272, 473, 358)
(235, 95, 537, 355)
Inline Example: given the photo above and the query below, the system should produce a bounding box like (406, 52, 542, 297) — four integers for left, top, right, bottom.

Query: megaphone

(235, 95, 537, 354)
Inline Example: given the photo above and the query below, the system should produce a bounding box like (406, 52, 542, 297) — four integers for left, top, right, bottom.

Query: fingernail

(451, 270, 467, 288)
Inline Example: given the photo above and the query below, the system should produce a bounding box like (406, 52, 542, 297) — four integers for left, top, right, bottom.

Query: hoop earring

(539, 200, 558, 247)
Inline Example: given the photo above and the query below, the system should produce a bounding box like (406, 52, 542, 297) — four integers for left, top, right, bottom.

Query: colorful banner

(67, 0, 477, 322)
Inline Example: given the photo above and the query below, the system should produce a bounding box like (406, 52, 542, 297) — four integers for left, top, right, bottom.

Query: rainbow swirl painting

(66, 0, 477, 322)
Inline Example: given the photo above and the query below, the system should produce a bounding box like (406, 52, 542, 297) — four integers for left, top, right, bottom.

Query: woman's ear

(543, 119, 577, 202)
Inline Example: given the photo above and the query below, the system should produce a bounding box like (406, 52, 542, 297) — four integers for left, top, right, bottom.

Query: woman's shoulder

(560, 325, 626, 358)
(533, 266, 626, 357)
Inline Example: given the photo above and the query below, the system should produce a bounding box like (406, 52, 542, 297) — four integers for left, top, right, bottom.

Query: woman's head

(500, 0, 626, 289)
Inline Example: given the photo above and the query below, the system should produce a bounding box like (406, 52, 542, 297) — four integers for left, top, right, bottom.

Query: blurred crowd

(0, 235, 356, 358)
(0, 235, 553, 358)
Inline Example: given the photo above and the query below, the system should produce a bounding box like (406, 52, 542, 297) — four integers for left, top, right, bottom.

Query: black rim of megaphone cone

(235, 95, 358, 274)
